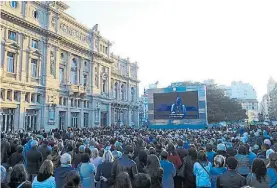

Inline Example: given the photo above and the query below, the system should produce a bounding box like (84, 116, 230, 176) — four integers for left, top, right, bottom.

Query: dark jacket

(217, 169, 246, 188)
(8, 152, 24, 167)
(1, 140, 11, 164)
(95, 162, 113, 188)
(176, 147, 188, 162)
(54, 166, 75, 188)
(39, 145, 51, 161)
(148, 168, 163, 188)
(111, 154, 138, 181)
(183, 156, 196, 188)
(72, 152, 83, 168)
(47, 151, 60, 169)
(26, 148, 43, 174)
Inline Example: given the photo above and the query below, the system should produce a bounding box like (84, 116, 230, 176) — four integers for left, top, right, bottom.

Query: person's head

(177, 139, 183, 147)
(103, 150, 114, 163)
(138, 150, 148, 165)
(238, 145, 247, 155)
(206, 144, 213, 152)
(91, 148, 99, 159)
(197, 150, 207, 162)
(244, 144, 250, 154)
(268, 152, 277, 170)
(167, 143, 176, 155)
(226, 157, 238, 170)
(81, 153, 90, 163)
(64, 170, 81, 188)
(214, 155, 225, 167)
(16, 145, 24, 153)
(123, 145, 134, 155)
(60, 153, 72, 165)
(252, 158, 267, 183)
(39, 160, 54, 175)
(30, 140, 38, 148)
(188, 148, 198, 160)
(79, 145, 85, 153)
(99, 148, 105, 157)
(149, 147, 156, 155)
(134, 173, 151, 188)
(112, 150, 119, 159)
(217, 143, 226, 152)
(9, 164, 28, 184)
(85, 147, 91, 156)
(115, 172, 132, 188)
(160, 150, 168, 160)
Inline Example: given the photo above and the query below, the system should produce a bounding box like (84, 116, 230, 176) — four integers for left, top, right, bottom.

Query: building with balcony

(0, 1, 139, 132)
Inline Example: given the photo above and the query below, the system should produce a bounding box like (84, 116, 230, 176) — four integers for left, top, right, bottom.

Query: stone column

(67, 98, 71, 128)
(15, 51, 20, 81)
(128, 107, 132, 127)
(80, 100, 84, 128)
(66, 52, 71, 84)
(108, 103, 111, 126)
(19, 92, 25, 130)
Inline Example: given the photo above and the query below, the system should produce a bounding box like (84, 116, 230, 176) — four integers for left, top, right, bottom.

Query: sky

(66, 0, 277, 100)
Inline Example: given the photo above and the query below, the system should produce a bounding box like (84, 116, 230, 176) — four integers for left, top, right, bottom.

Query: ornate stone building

(0, 1, 139, 132)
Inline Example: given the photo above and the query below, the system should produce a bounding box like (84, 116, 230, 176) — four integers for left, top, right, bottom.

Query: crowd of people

(1, 125, 277, 188)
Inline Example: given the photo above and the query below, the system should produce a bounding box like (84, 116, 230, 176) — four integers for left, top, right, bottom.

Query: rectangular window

(84, 113, 88, 127)
(59, 97, 62, 105)
(8, 31, 16, 41)
(7, 52, 15, 73)
(31, 93, 36, 103)
(37, 94, 41, 103)
(31, 59, 38, 77)
(95, 111, 99, 122)
(31, 39, 38, 49)
(74, 99, 77, 107)
(7, 90, 12, 101)
(25, 92, 30, 103)
(14, 91, 19, 102)
(78, 100, 81, 108)
(105, 47, 108, 54)
(63, 98, 67, 106)
(59, 68, 64, 84)
(0, 89, 5, 101)
(71, 98, 74, 107)
(83, 75, 87, 86)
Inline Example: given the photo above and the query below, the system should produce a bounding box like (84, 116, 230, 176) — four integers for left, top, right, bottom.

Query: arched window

(114, 82, 118, 99)
(70, 58, 77, 84)
(121, 84, 125, 100)
(131, 87, 135, 102)
(94, 67, 98, 87)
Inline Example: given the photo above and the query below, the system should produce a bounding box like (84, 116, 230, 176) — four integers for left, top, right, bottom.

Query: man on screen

(170, 97, 186, 117)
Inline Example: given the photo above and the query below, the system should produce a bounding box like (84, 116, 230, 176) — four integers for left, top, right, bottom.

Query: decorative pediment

(30, 49, 42, 57)
(6, 41, 20, 50)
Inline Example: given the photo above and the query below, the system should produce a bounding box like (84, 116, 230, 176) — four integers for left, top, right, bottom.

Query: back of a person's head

(134, 173, 151, 188)
(39, 160, 54, 175)
(64, 171, 81, 188)
(124, 145, 134, 155)
(252, 158, 266, 182)
(197, 150, 207, 162)
(17, 145, 24, 153)
(206, 144, 213, 152)
(238, 145, 247, 155)
(81, 153, 90, 163)
(115, 172, 132, 188)
(103, 150, 114, 163)
(214, 155, 225, 167)
(160, 150, 168, 160)
(9, 164, 27, 184)
(226, 157, 238, 170)
(188, 148, 198, 160)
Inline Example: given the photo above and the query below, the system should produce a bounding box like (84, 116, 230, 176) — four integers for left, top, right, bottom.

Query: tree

(206, 84, 247, 123)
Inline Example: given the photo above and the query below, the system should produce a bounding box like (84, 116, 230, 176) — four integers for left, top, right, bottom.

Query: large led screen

(153, 91, 199, 119)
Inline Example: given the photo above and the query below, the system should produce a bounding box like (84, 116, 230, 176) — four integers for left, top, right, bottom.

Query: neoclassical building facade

(0, 1, 139, 132)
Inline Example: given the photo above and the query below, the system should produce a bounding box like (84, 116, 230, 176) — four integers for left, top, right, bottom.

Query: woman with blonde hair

(95, 149, 114, 188)
(90, 148, 103, 172)
(32, 160, 56, 188)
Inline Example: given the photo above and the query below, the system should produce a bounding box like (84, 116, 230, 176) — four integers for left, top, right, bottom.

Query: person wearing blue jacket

(193, 150, 212, 188)
(160, 150, 176, 188)
(210, 155, 227, 188)
(22, 137, 33, 167)
(54, 153, 75, 188)
(267, 153, 277, 188)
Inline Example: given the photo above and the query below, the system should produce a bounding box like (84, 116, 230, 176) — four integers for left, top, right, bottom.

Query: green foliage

(206, 84, 247, 123)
